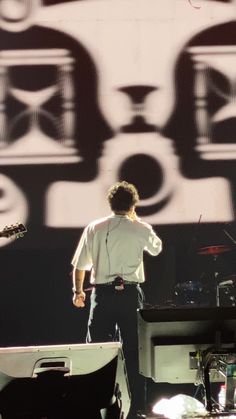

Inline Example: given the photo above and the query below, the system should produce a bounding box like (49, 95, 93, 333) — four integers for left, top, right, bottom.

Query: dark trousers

(86, 284, 145, 418)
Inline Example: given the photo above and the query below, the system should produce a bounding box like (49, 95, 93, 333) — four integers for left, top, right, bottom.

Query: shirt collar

(110, 213, 130, 219)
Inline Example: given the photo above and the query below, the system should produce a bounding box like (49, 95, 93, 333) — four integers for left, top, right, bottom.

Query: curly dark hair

(107, 181, 139, 212)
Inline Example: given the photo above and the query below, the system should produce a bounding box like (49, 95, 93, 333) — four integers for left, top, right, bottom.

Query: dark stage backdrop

(0, 0, 235, 360)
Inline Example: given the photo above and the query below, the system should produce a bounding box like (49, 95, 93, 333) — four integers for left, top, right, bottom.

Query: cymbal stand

(213, 255, 220, 307)
(223, 228, 236, 246)
(198, 245, 232, 307)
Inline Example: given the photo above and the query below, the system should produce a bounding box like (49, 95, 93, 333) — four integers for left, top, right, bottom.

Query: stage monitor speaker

(138, 306, 236, 384)
(0, 342, 130, 419)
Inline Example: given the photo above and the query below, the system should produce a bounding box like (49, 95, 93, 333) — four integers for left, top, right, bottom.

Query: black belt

(96, 281, 138, 286)
(95, 276, 139, 288)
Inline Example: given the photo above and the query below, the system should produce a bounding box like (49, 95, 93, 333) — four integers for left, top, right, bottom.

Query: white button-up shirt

(72, 214, 162, 284)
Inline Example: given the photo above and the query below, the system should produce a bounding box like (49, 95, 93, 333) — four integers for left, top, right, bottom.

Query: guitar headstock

(0, 223, 27, 239)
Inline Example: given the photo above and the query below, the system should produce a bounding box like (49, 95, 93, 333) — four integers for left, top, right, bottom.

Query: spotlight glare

(152, 394, 207, 419)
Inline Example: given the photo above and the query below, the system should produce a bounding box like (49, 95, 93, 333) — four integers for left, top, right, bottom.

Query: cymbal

(198, 245, 231, 255)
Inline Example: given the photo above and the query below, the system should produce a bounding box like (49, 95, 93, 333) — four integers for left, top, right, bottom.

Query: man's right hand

(73, 291, 86, 308)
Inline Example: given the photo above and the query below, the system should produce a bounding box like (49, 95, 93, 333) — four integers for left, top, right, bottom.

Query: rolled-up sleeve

(145, 226, 162, 256)
(71, 226, 93, 270)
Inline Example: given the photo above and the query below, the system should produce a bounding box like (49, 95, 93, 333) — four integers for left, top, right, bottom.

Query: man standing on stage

(71, 180, 162, 331)
(71, 180, 162, 417)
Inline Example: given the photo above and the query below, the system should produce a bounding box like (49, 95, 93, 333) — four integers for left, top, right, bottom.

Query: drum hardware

(174, 239, 235, 307)
(219, 275, 236, 286)
(218, 275, 236, 307)
(173, 280, 208, 307)
(218, 274, 236, 288)
(223, 228, 236, 246)
(197, 245, 233, 307)
(219, 279, 234, 288)
(174, 245, 235, 308)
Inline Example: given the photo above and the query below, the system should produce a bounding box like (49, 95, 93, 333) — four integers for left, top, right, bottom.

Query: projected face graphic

(0, 0, 235, 242)
(45, 0, 235, 227)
